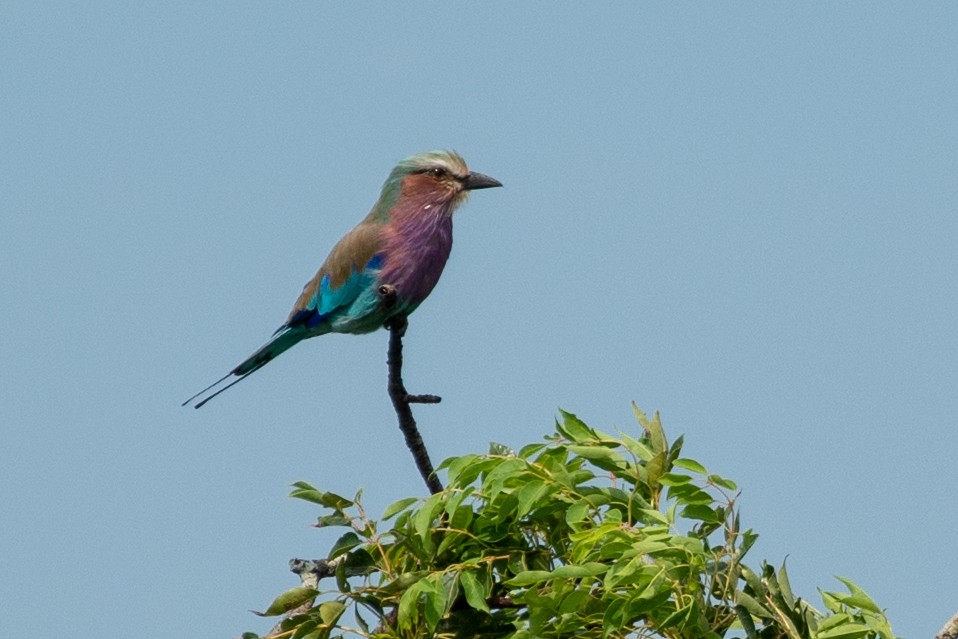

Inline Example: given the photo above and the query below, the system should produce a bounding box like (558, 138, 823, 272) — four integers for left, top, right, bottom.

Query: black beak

(461, 171, 503, 190)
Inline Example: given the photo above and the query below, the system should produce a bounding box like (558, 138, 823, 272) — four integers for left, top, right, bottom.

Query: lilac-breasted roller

(183, 150, 502, 408)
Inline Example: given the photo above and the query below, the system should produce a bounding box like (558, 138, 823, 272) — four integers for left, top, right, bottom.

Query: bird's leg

(378, 285, 443, 495)
(386, 314, 408, 339)
(378, 285, 439, 403)
(380, 290, 408, 338)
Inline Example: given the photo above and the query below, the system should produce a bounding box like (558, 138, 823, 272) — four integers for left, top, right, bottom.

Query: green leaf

(709, 473, 738, 491)
(605, 555, 647, 588)
(815, 623, 871, 639)
(638, 508, 671, 525)
(340, 547, 375, 576)
(603, 597, 627, 631)
(672, 534, 706, 555)
(289, 486, 353, 510)
(252, 586, 319, 617)
(354, 606, 370, 635)
(290, 619, 318, 639)
(622, 582, 673, 618)
(550, 562, 608, 579)
(681, 504, 722, 524)
(658, 602, 694, 630)
(565, 502, 590, 527)
(481, 457, 530, 497)
(449, 501, 474, 529)
(620, 431, 654, 461)
(504, 570, 553, 586)
(443, 485, 473, 518)
(740, 529, 759, 556)
(288, 488, 327, 505)
(435, 529, 463, 557)
(633, 403, 667, 454)
(778, 560, 796, 608)
(442, 453, 490, 487)
(422, 575, 448, 631)
(556, 409, 595, 442)
(667, 483, 714, 505)
(631, 538, 673, 556)
(518, 442, 547, 458)
(735, 604, 759, 639)
(488, 492, 519, 526)
(832, 576, 882, 614)
(328, 531, 362, 559)
(818, 612, 853, 631)
(822, 590, 849, 614)
(646, 451, 667, 485)
(381, 571, 426, 595)
(334, 556, 350, 594)
(314, 514, 350, 528)
(668, 434, 685, 462)
(317, 600, 346, 626)
(397, 581, 424, 630)
(557, 588, 590, 614)
(673, 458, 708, 474)
(658, 472, 692, 486)
(568, 444, 628, 472)
(315, 491, 353, 510)
(516, 479, 551, 517)
(414, 493, 445, 547)
(735, 590, 770, 618)
(382, 497, 417, 520)
(459, 570, 490, 612)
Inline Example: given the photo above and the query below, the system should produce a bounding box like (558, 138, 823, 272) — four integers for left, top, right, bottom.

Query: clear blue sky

(2, 3, 955, 637)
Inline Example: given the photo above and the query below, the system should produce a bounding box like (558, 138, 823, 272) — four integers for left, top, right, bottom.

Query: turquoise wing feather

(231, 255, 385, 376)
(287, 254, 385, 333)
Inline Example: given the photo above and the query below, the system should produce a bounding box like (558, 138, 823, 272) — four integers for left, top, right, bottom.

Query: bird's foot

(384, 314, 408, 337)
(379, 285, 409, 336)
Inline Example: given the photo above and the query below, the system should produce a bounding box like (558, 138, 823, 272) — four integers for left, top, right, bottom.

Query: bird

(183, 150, 502, 409)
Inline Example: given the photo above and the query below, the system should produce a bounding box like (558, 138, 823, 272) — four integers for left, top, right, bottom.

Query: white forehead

(402, 150, 468, 176)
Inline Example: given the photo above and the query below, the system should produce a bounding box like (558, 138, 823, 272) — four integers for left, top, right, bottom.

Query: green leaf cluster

(245, 404, 896, 639)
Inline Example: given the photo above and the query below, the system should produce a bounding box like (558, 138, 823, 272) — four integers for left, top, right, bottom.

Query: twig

(937, 611, 958, 639)
(379, 285, 444, 495)
(289, 558, 337, 581)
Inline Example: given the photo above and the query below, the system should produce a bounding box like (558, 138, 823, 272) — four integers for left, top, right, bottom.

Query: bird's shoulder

(286, 219, 384, 323)
(320, 219, 384, 288)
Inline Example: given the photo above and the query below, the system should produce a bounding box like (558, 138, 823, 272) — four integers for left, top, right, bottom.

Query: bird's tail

(182, 326, 308, 409)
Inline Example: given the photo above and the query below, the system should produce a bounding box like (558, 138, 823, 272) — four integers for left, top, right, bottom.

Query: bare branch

(937, 611, 958, 639)
(379, 285, 444, 495)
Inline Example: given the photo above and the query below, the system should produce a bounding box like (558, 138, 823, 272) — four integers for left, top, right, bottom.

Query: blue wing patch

(286, 254, 384, 330)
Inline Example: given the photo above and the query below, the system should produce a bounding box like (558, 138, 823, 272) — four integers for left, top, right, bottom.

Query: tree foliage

(244, 404, 895, 639)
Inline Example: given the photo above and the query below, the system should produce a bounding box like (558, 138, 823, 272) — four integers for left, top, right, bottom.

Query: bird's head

(378, 150, 502, 216)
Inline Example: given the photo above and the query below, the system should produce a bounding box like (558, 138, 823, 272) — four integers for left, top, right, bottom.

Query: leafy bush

(245, 404, 895, 639)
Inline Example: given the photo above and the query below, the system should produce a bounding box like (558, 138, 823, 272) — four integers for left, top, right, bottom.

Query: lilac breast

(378, 206, 454, 306)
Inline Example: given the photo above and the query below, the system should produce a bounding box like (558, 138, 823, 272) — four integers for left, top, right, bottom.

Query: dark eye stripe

(414, 166, 464, 180)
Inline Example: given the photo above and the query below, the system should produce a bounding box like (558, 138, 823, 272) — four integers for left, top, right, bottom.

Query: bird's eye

(429, 167, 447, 178)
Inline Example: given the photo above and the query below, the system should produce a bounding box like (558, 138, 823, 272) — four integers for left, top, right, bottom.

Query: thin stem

(379, 285, 443, 495)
